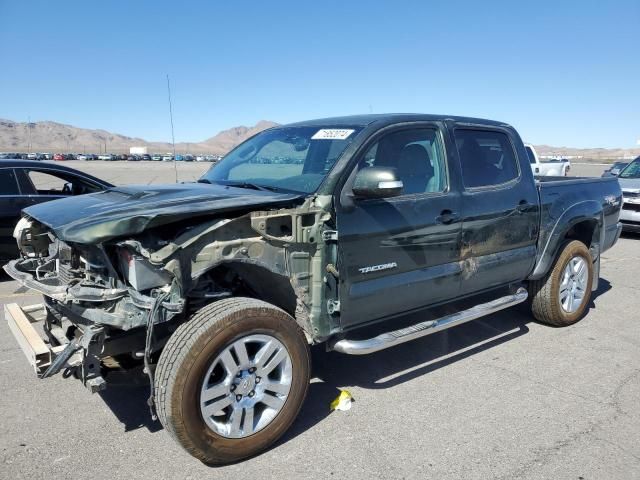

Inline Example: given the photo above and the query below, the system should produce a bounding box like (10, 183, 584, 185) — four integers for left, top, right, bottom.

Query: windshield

(618, 159, 640, 179)
(200, 125, 363, 194)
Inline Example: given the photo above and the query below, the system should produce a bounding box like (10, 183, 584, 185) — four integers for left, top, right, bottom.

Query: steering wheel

(62, 182, 73, 195)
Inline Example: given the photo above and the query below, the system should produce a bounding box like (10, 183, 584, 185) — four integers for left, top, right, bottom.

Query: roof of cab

(284, 113, 511, 128)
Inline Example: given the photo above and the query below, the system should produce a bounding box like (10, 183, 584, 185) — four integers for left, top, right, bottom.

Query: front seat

(397, 144, 435, 194)
(458, 138, 499, 187)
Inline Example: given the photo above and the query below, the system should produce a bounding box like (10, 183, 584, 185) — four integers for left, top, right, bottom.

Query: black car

(0, 160, 112, 263)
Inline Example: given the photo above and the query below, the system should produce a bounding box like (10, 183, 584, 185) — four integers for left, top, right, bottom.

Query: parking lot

(1, 162, 638, 479)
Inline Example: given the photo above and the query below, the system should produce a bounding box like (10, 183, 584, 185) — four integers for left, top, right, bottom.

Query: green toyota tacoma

(4, 114, 622, 463)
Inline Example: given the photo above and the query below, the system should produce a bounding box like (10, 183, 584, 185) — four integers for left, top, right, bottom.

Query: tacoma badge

(358, 262, 398, 274)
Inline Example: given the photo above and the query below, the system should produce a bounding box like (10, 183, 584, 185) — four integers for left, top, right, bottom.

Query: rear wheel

(529, 240, 593, 326)
(155, 298, 310, 464)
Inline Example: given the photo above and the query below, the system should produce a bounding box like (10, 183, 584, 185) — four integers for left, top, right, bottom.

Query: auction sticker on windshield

(311, 129, 355, 140)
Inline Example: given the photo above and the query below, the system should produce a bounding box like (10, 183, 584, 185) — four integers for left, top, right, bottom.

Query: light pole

(27, 116, 33, 153)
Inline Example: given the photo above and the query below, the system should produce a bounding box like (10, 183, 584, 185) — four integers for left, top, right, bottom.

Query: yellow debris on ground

(330, 389, 354, 412)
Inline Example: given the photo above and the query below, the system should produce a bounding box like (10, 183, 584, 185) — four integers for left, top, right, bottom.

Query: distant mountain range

(0, 118, 638, 160)
(534, 144, 639, 161)
(0, 119, 279, 155)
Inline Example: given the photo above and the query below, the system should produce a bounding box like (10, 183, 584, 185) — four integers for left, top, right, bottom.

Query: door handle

(516, 201, 533, 213)
(436, 210, 459, 225)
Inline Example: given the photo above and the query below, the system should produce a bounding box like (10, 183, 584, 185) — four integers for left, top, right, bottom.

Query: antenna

(27, 116, 32, 153)
(166, 74, 178, 183)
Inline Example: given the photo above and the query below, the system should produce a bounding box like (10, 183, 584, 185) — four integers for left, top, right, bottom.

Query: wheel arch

(530, 200, 603, 281)
(188, 260, 312, 337)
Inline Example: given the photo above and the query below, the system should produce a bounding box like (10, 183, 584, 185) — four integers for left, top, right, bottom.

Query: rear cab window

(454, 129, 520, 188)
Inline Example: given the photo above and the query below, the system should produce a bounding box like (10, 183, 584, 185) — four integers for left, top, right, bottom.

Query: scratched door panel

(453, 128, 540, 295)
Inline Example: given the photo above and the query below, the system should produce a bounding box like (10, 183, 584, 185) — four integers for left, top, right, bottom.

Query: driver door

(335, 125, 463, 329)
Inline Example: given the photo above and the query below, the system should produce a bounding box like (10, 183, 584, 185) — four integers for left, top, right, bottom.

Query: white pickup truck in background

(525, 143, 571, 176)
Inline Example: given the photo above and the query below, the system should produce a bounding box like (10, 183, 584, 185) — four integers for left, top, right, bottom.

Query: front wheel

(529, 240, 593, 326)
(154, 298, 310, 464)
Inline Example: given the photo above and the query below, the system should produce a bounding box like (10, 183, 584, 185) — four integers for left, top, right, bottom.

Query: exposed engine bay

(5, 196, 334, 393)
(12, 216, 184, 329)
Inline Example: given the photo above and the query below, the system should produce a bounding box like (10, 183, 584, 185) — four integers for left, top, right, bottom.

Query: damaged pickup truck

(4, 114, 622, 464)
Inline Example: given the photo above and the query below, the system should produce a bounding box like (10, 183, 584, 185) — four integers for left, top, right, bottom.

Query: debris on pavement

(330, 389, 354, 412)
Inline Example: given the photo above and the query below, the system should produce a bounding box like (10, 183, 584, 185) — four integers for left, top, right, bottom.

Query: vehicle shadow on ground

(620, 231, 640, 240)
(99, 372, 164, 433)
(96, 277, 612, 443)
(96, 306, 533, 437)
(281, 275, 613, 447)
(0, 271, 18, 283)
(279, 306, 531, 447)
(588, 277, 611, 309)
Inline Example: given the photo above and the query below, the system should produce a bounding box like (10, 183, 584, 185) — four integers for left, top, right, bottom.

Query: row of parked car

(0, 152, 222, 162)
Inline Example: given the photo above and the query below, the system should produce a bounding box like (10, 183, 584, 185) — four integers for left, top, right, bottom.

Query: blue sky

(0, 0, 638, 148)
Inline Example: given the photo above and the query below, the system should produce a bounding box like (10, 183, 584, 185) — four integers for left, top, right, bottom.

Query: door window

(28, 171, 69, 194)
(0, 169, 20, 195)
(25, 170, 102, 196)
(360, 128, 447, 195)
(455, 129, 519, 188)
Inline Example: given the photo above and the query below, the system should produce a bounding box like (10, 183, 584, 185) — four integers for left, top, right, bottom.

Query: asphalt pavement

(0, 162, 638, 479)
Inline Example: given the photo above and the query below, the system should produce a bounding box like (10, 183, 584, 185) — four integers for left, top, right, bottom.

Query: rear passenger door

(452, 127, 540, 295)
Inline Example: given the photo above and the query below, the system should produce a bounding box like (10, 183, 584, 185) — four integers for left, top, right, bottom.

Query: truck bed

(531, 175, 622, 280)
(536, 175, 613, 185)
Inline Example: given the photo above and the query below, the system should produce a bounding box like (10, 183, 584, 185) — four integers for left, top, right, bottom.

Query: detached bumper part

(3, 303, 106, 392)
(5, 303, 53, 374)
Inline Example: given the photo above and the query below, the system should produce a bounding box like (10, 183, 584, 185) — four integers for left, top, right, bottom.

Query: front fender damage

(131, 195, 335, 341)
(4, 196, 336, 404)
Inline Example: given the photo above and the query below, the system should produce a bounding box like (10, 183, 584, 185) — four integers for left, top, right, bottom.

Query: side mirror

(352, 167, 403, 199)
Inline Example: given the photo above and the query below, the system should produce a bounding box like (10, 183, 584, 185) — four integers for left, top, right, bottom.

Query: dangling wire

(144, 290, 170, 420)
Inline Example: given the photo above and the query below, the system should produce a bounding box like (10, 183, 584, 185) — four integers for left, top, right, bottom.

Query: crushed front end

(4, 217, 184, 392)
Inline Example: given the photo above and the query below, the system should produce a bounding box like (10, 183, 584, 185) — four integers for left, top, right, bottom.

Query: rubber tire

(529, 240, 593, 326)
(154, 297, 311, 465)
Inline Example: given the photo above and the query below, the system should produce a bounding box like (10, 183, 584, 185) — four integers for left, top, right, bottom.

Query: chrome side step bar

(330, 287, 528, 355)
